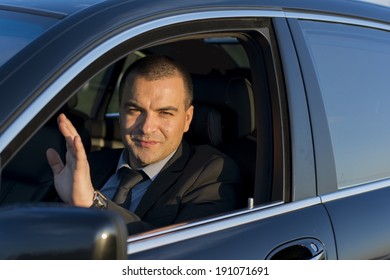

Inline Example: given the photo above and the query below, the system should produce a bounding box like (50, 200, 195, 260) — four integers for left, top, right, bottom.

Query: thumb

(46, 148, 64, 175)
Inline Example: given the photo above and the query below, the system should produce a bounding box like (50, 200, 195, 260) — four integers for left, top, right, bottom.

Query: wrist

(71, 185, 95, 207)
(90, 190, 108, 210)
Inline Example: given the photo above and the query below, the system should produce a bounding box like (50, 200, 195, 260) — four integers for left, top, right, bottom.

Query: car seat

(185, 75, 256, 203)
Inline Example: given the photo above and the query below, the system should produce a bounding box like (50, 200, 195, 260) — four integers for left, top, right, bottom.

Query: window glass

(0, 10, 58, 66)
(75, 71, 106, 117)
(299, 20, 390, 188)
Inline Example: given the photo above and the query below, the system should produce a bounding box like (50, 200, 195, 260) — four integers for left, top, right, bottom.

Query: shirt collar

(116, 149, 177, 181)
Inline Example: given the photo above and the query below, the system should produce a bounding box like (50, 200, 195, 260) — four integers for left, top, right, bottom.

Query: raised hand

(46, 113, 94, 207)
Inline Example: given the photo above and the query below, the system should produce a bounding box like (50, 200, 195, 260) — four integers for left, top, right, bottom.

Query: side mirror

(0, 204, 128, 259)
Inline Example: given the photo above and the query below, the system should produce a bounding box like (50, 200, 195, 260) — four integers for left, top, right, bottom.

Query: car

(0, 0, 389, 260)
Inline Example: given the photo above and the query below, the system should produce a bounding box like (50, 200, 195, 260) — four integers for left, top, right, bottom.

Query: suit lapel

(135, 142, 192, 218)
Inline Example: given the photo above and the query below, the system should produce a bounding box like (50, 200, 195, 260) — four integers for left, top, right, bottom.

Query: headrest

(185, 104, 223, 146)
(191, 75, 255, 143)
(66, 95, 78, 109)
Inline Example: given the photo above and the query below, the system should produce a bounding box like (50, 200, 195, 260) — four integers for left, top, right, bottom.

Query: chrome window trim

(127, 197, 320, 255)
(285, 11, 390, 31)
(0, 9, 284, 153)
(320, 178, 390, 203)
(127, 201, 285, 243)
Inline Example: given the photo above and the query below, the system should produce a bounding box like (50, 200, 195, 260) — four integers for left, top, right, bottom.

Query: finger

(59, 113, 79, 137)
(58, 114, 81, 158)
(58, 113, 79, 138)
(46, 148, 64, 175)
(74, 135, 87, 163)
(58, 122, 77, 158)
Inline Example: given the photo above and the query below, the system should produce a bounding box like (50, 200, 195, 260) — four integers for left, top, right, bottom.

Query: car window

(299, 20, 390, 189)
(0, 10, 58, 66)
(0, 16, 283, 238)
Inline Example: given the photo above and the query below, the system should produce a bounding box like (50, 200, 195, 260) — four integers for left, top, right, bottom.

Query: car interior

(0, 34, 278, 231)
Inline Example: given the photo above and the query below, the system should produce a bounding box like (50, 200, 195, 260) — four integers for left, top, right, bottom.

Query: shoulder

(184, 144, 244, 208)
(191, 144, 236, 164)
(187, 144, 241, 178)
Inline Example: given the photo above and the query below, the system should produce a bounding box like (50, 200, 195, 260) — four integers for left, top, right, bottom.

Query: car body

(0, 0, 389, 259)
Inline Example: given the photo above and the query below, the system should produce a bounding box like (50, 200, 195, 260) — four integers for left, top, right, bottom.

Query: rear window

(0, 10, 58, 66)
(299, 20, 390, 189)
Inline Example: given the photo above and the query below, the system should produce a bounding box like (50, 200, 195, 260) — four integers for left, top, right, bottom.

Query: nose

(138, 112, 157, 134)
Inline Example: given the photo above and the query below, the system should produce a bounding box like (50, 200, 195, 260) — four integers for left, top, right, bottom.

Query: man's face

(119, 74, 193, 168)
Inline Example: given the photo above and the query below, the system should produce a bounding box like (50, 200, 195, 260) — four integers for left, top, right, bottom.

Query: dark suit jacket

(88, 141, 243, 235)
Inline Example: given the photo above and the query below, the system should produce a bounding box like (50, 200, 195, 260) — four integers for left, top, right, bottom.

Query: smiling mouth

(133, 138, 160, 148)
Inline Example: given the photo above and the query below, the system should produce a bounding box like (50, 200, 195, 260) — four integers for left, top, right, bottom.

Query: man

(46, 55, 242, 234)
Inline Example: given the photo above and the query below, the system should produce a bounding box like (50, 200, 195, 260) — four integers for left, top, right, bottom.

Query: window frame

(69, 15, 289, 207)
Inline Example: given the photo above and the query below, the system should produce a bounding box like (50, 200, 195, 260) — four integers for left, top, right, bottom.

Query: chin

(136, 154, 160, 166)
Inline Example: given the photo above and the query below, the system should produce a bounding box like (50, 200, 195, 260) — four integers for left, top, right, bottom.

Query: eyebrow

(124, 101, 141, 108)
(124, 101, 178, 112)
(158, 106, 178, 112)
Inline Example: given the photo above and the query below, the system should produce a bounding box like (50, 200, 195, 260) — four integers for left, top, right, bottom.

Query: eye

(127, 107, 141, 115)
(159, 110, 174, 116)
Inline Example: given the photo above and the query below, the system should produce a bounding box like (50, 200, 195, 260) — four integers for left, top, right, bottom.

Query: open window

(0, 16, 289, 237)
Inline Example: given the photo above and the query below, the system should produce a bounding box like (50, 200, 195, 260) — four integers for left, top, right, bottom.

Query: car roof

(0, 0, 388, 21)
(0, 0, 106, 17)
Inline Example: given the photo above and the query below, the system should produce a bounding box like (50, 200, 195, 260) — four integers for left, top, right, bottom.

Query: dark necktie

(112, 168, 147, 209)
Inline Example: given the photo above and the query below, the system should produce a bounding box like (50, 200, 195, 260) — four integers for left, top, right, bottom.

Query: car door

(288, 15, 390, 259)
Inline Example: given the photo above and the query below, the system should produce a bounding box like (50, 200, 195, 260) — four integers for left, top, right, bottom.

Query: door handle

(266, 238, 326, 260)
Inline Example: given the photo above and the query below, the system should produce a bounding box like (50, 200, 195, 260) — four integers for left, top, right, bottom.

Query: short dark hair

(119, 55, 193, 108)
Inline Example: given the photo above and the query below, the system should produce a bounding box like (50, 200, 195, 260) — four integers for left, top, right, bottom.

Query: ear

(183, 105, 194, 133)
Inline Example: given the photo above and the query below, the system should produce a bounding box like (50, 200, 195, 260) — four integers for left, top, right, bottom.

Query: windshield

(0, 10, 58, 66)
